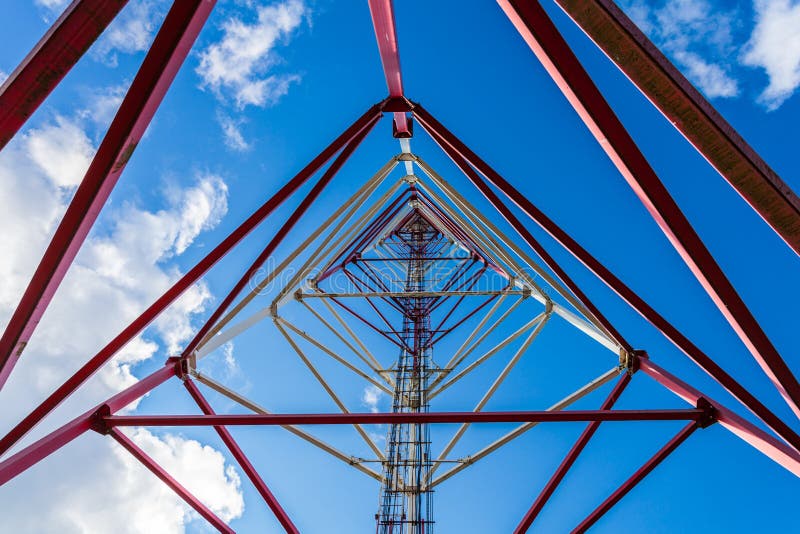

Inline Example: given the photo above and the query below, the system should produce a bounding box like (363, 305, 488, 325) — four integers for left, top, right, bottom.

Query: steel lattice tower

(376, 212, 448, 533)
(0, 2, 799, 532)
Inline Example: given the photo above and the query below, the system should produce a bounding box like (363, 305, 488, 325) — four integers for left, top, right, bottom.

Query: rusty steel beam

(553, 0, 800, 256)
(496, 0, 800, 420)
(0, 0, 129, 150)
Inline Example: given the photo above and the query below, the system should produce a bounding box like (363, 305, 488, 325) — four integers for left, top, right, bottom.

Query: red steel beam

(417, 109, 632, 353)
(103, 409, 705, 427)
(572, 420, 700, 532)
(515, 373, 632, 532)
(412, 104, 800, 456)
(639, 355, 800, 478)
(108, 428, 234, 533)
(553, 0, 800, 256)
(180, 114, 379, 359)
(495, 0, 800, 419)
(0, 0, 129, 150)
(367, 0, 412, 137)
(184, 380, 299, 534)
(0, 360, 176, 485)
(0, 0, 219, 391)
(0, 103, 383, 457)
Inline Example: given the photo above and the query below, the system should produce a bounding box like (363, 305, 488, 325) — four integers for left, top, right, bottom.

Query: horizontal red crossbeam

(104, 409, 705, 427)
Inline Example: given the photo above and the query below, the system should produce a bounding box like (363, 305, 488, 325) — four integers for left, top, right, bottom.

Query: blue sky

(0, 0, 798, 532)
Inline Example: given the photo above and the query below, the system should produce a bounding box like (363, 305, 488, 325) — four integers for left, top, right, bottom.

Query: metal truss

(0, 1, 798, 532)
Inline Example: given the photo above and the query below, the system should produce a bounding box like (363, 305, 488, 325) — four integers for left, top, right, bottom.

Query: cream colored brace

(415, 160, 619, 353)
(299, 299, 392, 385)
(416, 158, 618, 346)
(430, 367, 620, 488)
(429, 311, 549, 400)
(195, 157, 398, 353)
(195, 162, 400, 358)
(273, 319, 386, 460)
(427, 313, 551, 480)
(428, 294, 528, 392)
(274, 174, 407, 309)
(189, 370, 385, 483)
(276, 317, 393, 396)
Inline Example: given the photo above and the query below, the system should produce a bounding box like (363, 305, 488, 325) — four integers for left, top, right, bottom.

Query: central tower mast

(376, 210, 440, 533)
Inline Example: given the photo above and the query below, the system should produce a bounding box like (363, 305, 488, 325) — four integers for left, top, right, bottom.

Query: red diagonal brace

(0, 103, 383, 457)
(109, 428, 234, 534)
(552, 0, 800, 256)
(572, 420, 700, 533)
(411, 104, 800, 457)
(0, 360, 176, 485)
(184, 379, 299, 533)
(639, 355, 800, 478)
(416, 108, 631, 353)
(515, 373, 631, 532)
(0, 0, 219, 391)
(495, 0, 800, 419)
(0, 0, 128, 150)
(367, 0, 411, 137)
(181, 112, 379, 359)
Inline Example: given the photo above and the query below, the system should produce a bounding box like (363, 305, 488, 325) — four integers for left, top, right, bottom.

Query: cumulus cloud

(80, 84, 128, 129)
(622, 0, 740, 98)
(25, 116, 96, 189)
(92, 1, 160, 67)
(0, 428, 244, 533)
(34, 0, 70, 15)
(361, 385, 383, 413)
(741, 0, 800, 110)
(0, 111, 241, 531)
(218, 114, 252, 152)
(196, 0, 306, 109)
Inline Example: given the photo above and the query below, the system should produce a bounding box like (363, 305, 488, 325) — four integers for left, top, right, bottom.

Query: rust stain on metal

(555, 0, 800, 252)
(113, 142, 138, 172)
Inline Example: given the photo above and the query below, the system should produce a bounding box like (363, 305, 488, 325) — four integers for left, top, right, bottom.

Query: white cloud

(741, 0, 800, 110)
(0, 111, 241, 531)
(34, 0, 70, 15)
(361, 385, 382, 413)
(622, 0, 740, 99)
(0, 428, 244, 533)
(80, 84, 128, 129)
(92, 1, 160, 67)
(673, 50, 739, 98)
(218, 114, 252, 152)
(25, 116, 96, 188)
(196, 0, 306, 109)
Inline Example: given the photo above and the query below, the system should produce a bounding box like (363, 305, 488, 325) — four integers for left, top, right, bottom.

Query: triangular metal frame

(0, 0, 798, 532)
